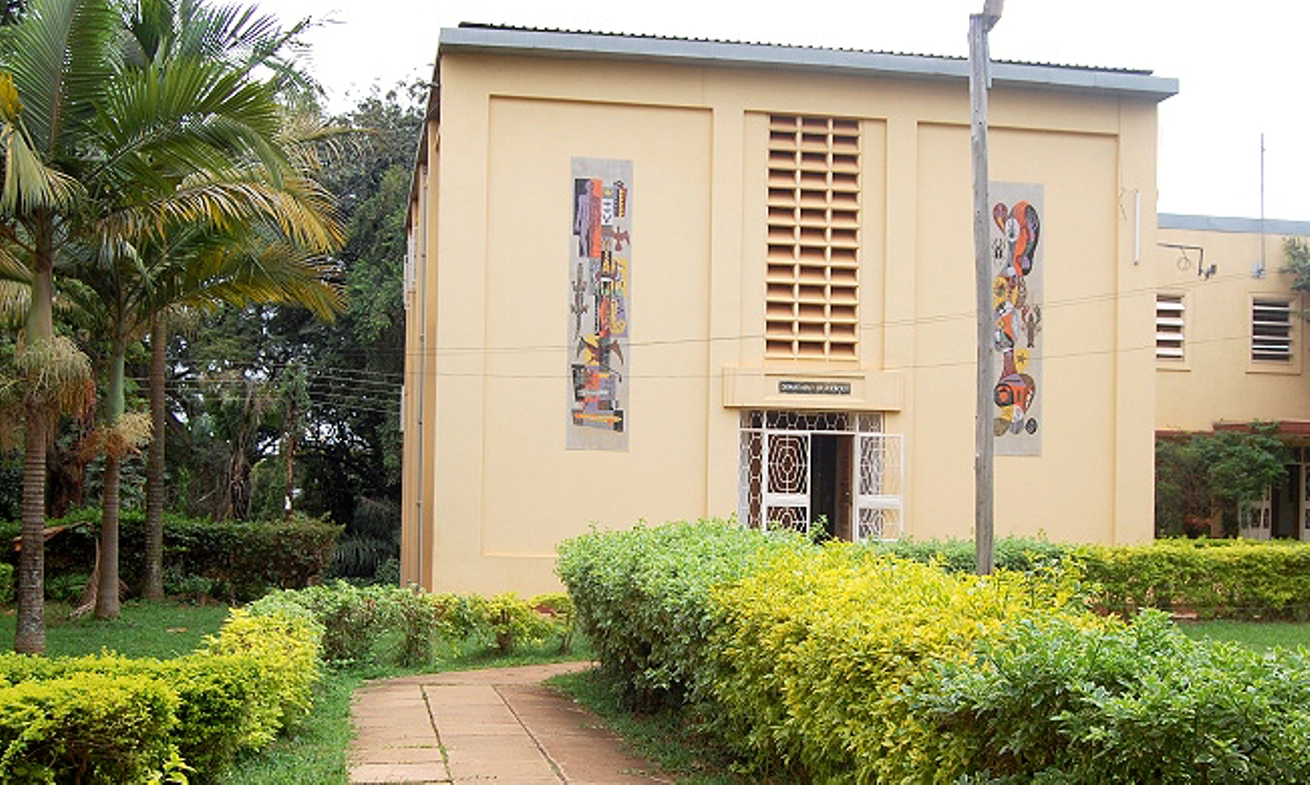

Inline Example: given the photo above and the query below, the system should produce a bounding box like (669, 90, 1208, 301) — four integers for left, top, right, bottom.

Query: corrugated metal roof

(439, 24, 1176, 101)
(456, 22, 1158, 77)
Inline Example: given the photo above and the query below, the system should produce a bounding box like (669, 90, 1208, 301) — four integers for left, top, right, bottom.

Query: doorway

(738, 410, 902, 541)
(810, 434, 853, 540)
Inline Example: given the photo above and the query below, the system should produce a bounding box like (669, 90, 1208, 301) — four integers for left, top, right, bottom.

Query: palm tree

(0, 0, 327, 645)
(115, 0, 337, 603)
(73, 1, 341, 618)
(1, 0, 115, 653)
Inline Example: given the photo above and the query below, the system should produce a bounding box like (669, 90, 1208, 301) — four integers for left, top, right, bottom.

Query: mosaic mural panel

(567, 158, 632, 450)
(989, 182, 1043, 456)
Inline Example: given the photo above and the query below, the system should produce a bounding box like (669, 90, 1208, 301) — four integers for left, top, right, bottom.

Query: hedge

(0, 509, 340, 602)
(867, 536, 1310, 620)
(707, 544, 1088, 782)
(249, 582, 574, 668)
(559, 521, 1310, 783)
(903, 611, 1310, 782)
(1076, 538, 1310, 619)
(0, 606, 322, 781)
(556, 519, 807, 709)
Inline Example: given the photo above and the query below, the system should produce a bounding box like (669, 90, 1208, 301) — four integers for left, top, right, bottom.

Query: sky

(259, 0, 1310, 221)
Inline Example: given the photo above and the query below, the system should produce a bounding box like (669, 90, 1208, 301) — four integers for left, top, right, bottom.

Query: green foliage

(556, 519, 808, 710)
(0, 607, 322, 781)
(1155, 428, 1289, 536)
(562, 521, 1310, 783)
(0, 509, 340, 602)
(0, 670, 178, 784)
(247, 582, 572, 668)
(1155, 438, 1213, 537)
(203, 608, 323, 746)
(530, 592, 576, 653)
(1285, 236, 1310, 298)
(482, 592, 553, 655)
(869, 535, 1070, 573)
(0, 563, 12, 607)
(1078, 538, 1310, 619)
(709, 544, 1089, 783)
(249, 581, 444, 667)
(903, 611, 1310, 783)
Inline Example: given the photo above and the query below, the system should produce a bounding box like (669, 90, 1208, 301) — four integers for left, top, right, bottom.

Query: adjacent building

(1155, 214, 1310, 540)
(402, 24, 1177, 593)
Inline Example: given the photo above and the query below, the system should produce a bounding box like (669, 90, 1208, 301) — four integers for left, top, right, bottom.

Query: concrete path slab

(349, 662, 672, 784)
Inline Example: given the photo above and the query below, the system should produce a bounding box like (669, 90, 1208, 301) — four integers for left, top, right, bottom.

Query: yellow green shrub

(0, 671, 178, 784)
(0, 607, 323, 780)
(204, 607, 322, 743)
(557, 519, 807, 709)
(708, 543, 1093, 783)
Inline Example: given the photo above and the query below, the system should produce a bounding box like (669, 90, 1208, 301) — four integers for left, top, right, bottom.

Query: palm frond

(0, 77, 82, 214)
(0, 278, 26, 325)
(7, 0, 120, 158)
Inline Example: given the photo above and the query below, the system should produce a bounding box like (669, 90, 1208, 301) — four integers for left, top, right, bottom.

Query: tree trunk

(16, 404, 46, 654)
(16, 222, 56, 654)
(283, 398, 296, 523)
(95, 348, 126, 620)
(143, 318, 167, 600)
(95, 452, 122, 619)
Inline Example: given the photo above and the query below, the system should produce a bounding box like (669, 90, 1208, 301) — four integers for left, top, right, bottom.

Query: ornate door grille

(738, 410, 902, 540)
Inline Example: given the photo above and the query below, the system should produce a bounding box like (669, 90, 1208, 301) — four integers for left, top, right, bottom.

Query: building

(1155, 214, 1310, 540)
(401, 25, 1177, 593)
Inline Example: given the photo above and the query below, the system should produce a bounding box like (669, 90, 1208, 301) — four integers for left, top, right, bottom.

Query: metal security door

(763, 430, 810, 534)
(855, 433, 903, 542)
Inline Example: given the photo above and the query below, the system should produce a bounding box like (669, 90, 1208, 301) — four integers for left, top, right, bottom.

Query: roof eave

(437, 26, 1178, 102)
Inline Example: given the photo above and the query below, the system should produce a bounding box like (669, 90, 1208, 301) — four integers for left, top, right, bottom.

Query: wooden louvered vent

(766, 114, 860, 361)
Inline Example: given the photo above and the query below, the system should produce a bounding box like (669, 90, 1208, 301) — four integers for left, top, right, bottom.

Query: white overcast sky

(259, 0, 1310, 221)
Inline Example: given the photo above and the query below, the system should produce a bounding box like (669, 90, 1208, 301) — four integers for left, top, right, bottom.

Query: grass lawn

(0, 599, 230, 657)
(215, 669, 361, 785)
(1179, 618, 1310, 652)
(0, 599, 594, 784)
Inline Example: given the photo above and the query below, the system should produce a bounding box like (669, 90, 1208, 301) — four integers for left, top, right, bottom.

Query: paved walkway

(349, 662, 673, 784)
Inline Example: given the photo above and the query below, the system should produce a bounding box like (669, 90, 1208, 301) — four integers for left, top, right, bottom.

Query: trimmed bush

(0, 671, 178, 783)
(870, 535, 1072, 574)
(556, 519, 807, 709)
(0, 607, 323, 780)
(1078, 538, 1310, 619)
(207, 607, 322, 740)
(904, 611, 1310, 782)
(250, 582, 450, 667)
(561, 521, 1310, 783)
(708, 544, 1089, 782)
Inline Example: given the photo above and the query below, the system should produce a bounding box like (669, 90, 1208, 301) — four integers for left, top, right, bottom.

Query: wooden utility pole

(970, 0, 1003, 575)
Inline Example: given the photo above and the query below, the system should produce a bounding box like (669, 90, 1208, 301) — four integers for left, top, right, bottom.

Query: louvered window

(766, 114, 860, 361)
(1155, 294, 1184, 361)
(1252, 298, 1293, 362)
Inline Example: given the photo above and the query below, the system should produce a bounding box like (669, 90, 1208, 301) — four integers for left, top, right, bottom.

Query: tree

(1155, 426, 1288, 537)
(1, 0, 114, 653)
(0, 0, 333, 640)
(155, 84, 418, 579)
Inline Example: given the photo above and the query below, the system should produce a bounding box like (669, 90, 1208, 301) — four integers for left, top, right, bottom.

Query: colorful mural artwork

(989, 182, 1043, 456)
(567, 158, 632, 450)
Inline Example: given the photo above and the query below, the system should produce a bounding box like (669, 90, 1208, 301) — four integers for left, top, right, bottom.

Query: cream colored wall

(404, 49, 1163, 593)
(910, 116, 1157, 545)
(1156, 227, 1310, 431)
